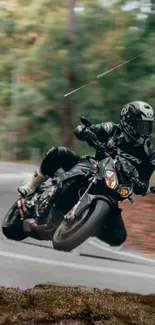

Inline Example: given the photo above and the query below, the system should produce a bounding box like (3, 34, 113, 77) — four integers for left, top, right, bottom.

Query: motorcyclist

(18, 101, 155, 246)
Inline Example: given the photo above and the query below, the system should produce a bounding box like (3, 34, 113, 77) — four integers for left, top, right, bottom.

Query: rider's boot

(17, 169, 47, 198)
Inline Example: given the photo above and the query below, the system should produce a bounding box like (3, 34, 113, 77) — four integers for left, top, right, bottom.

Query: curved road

(0, 162, 155, 294)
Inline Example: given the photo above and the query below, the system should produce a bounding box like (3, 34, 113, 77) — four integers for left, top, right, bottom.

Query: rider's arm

(134, 149, 155, 195)
(134, 178, 149, 195)
(74, 122, 121, 143)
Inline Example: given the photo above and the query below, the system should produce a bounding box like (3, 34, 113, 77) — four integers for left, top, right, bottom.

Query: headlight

(105, 170, 118, 189)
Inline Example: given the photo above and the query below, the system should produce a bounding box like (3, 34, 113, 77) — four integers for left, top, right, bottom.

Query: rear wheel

(52, 199, 110, 251)
(2, 202, 28, 241)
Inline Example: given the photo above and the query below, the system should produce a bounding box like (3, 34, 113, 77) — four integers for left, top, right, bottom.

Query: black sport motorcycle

(2, 117, 155, 251)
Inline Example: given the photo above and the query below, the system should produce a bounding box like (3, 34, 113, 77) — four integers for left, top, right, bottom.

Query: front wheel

(52, 200, 110, 252)
(2, 202, 28, 241)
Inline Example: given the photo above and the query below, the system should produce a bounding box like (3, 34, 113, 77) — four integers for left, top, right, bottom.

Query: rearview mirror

(150, 186, 155, 194)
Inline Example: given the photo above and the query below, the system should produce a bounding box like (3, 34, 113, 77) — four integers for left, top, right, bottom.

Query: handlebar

(91, 138, 107, 151)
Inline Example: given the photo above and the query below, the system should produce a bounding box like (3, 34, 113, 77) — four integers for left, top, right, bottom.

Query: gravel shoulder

(0, 283, 155, 325)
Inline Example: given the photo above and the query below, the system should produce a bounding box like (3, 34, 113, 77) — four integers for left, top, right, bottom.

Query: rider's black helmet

(120, 101, 154, 145)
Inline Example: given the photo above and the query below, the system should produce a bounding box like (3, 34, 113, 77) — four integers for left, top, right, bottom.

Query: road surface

(0, 161, 155, 294)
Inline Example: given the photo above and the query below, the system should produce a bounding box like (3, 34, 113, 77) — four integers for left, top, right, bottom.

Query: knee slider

(45, 146, 59, 159)
(57, 146, 68, 158)
(40, 146, 59, 176)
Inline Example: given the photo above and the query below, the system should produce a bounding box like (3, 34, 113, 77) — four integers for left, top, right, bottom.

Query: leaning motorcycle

(2, 117, 155, 251)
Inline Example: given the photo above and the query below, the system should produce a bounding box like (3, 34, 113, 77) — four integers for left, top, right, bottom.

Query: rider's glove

(134, 180, 148, 195)
(83, 128, 98, 143)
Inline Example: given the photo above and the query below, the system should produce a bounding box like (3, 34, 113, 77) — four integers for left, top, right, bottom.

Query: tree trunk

(59, 0, 76, 148)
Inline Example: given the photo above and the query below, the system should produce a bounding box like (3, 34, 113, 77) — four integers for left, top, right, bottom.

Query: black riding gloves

(134, 180, 148, 195)
(83, 128, 97, 141)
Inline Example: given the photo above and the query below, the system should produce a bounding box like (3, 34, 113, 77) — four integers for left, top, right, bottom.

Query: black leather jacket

(74, 121, 155, 193)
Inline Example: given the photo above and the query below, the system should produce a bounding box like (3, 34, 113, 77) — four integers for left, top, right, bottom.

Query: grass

(0, 283, 154, 325)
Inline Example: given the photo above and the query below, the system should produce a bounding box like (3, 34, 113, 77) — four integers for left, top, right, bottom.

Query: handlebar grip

(95, 140, 106, 149)
(90, 139, 106, 151)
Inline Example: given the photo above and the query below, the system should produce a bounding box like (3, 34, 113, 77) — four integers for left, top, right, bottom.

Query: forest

(0, 0, 155, 161)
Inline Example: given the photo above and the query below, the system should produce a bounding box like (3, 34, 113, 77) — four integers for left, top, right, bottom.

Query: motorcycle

(2, 117, 155, 251)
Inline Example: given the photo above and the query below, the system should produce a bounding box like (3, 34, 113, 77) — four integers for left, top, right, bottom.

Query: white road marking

(0, 250, 155, 279)
(88, 238, 155, 264)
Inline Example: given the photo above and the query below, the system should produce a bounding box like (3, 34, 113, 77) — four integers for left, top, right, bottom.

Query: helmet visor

(132, 119, 154, 136)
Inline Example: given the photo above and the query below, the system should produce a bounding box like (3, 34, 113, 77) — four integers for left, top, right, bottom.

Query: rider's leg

(18, 169, 47, 197)
(18, 146, 80, 197)
(97, 209, 127, 246)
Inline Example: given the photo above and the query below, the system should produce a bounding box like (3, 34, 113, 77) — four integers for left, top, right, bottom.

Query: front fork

(64, 175, 97, 220)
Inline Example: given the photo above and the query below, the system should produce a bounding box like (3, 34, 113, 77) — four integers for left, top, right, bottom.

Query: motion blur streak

(64, 53, 144, 97)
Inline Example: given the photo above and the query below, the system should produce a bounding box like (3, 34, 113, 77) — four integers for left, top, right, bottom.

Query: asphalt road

(0, 161, 155, 294)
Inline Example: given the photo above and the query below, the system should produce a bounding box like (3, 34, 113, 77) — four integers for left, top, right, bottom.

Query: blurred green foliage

(0, 0, 155, 160)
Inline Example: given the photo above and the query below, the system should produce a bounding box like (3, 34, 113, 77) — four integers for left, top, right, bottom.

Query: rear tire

(2, 202, 28, 241)
(52, 199, 110, 252)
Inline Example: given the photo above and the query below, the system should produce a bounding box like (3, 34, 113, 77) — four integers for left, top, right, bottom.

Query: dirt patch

(122, 193, 155, 256)
(0, 284, 154, 325)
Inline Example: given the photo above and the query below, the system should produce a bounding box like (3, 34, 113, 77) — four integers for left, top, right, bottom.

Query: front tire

(2, 202, 28, 241)
(52, 199, 110, 252)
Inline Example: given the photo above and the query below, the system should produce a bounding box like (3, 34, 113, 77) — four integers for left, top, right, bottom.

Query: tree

(13, 0, 126, 153)
(1, 0, 155, 160)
